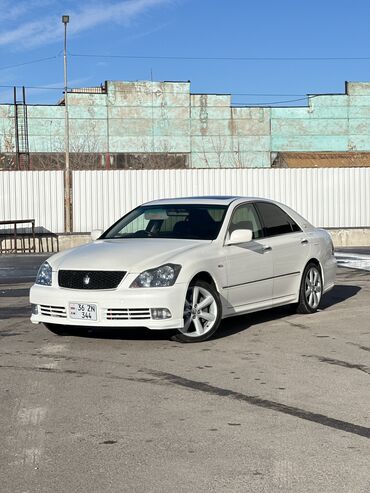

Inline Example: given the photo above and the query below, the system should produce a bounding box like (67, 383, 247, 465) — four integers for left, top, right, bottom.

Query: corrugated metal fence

(0, 171, 64, 233)
(73, 168, 370, 232)
(0, 169, 369, 233)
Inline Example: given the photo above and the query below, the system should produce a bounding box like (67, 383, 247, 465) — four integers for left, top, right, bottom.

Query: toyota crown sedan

(30, 196, 336, 342)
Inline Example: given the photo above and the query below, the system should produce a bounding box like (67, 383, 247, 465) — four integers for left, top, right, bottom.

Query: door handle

(262, 245, 272, 252)
(301, 239, 309, 245)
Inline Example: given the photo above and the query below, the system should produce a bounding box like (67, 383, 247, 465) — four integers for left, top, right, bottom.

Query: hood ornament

(83, 274, 91, 286)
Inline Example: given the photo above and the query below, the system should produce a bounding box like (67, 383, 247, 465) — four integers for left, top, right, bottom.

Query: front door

(225, 203, 273, 314)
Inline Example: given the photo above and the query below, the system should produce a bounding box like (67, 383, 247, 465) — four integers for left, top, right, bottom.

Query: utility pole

(62, 15, 71, 233)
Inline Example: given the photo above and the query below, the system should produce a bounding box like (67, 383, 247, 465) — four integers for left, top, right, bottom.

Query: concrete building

(1, 80, 370, 170)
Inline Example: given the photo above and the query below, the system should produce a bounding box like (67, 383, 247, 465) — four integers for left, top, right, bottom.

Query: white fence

(73, 168, 370, 232)
(0, 171, 64, 233)
(0, 169, 369, 234)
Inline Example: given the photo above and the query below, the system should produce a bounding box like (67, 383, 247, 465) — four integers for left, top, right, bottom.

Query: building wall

(271, 82, 370, 153)
(1, 81, 370, 169)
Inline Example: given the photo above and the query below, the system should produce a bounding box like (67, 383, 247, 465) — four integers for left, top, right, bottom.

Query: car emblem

(83, 274, 91, 286)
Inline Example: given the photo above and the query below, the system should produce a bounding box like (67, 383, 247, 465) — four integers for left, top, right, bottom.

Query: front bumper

(30, 282, 187, 330)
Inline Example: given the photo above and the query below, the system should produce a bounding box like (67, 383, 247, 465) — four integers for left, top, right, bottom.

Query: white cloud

(0, 0, 173, 49)
(29, 77, 92, 90)
(0, 0, 55, 22)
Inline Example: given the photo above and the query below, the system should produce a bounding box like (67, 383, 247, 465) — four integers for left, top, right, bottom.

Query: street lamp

(62, 15, 71, 232)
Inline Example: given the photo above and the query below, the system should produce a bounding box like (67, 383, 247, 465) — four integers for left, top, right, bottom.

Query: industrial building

(2, 80, 370, 170)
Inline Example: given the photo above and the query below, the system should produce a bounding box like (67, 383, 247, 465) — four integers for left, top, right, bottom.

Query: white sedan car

(30, 196, 336, 342)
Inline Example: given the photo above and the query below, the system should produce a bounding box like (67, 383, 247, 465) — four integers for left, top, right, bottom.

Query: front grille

(58, 270, 126, 290)
(105, 308, 151, 320)
(40, 304, 67, 318)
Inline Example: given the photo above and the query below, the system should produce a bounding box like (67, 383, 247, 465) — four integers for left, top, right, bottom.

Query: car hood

(49, 239, 211, 272)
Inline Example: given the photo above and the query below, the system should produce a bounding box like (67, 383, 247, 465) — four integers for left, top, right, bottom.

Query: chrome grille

(106, 308, 151, 320)
(58, 270, 126, 290)
(40, 305, 67, 318)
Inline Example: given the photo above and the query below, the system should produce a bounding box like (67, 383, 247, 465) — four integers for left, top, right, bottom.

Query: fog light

(151, 308, 171, 320)
(31, 304, 39, 315)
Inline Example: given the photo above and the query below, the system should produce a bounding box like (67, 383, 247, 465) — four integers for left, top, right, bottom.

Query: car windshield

(102, 204, 228, 240)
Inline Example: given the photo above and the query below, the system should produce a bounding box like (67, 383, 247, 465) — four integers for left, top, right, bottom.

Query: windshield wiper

(109, 231, 156, 239)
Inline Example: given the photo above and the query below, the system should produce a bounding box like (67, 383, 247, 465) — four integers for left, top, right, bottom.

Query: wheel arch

(305, 257, 324, 283)
(188, 271, 220, 292)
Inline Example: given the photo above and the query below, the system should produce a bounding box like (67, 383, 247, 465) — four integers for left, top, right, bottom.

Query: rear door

(254, 202, 310, 304)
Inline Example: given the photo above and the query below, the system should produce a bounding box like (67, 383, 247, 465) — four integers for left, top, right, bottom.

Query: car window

(102, 205, 228, 240)
(255, 202, 301, 237)
(229, 203, 263, 239)
(118, 215, 150, 235)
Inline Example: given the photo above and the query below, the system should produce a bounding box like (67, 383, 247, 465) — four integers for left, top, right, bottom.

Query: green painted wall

(1, 81, 370, 168)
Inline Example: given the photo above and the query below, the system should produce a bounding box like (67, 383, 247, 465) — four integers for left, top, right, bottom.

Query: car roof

(142, 196, 314, 230)
(143, 196, 269, 206)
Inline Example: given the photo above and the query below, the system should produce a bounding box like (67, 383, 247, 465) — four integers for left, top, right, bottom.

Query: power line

(0, 50, 366, 78)
(234, 96, 317, 106)
(0, 52, 367, 75)
(70, 52, 370, 62)
(0, 84, 63, 90)
(0, 55, 59, 72)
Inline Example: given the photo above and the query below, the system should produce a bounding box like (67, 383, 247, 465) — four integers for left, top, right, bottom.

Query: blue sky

(1, 0, 370, 105)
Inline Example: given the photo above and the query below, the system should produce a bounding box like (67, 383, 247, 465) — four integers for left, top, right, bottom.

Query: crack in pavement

(285, 320, 309, 330)
(0, 351, 130, 366)
(303, 355, 370, 375)
(347, 342, 370, 353)
(0, 363, 159, 384)
(144, 368, 370, 439)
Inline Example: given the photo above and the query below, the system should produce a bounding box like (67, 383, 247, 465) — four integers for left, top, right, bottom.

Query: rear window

(255, 202, 301, 237)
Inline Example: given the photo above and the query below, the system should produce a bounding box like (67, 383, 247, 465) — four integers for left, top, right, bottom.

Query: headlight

(130, 264, 181, 288)
(35, 261, 52, 286)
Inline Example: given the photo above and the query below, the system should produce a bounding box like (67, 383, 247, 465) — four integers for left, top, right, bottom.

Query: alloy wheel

(304, 266, 322, 309)
(180, 284, 218, 338)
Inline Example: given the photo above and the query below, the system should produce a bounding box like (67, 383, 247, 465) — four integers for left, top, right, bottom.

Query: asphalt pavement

(0, 253, 369, 493)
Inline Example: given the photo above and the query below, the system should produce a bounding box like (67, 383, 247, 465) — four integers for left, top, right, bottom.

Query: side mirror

(226, 229, 253, 246)
(91, 229, 103, 241)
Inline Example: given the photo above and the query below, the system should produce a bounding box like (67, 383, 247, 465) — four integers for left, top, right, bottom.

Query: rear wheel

(174, 280, 222, 343)
(297, 263, 323, 314)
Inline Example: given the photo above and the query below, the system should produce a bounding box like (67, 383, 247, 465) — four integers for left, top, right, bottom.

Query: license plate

(69, 303, 97, 321)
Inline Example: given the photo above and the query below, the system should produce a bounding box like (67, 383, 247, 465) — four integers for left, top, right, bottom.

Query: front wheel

(297, 263, 323, 314)
(174, 280, 222, 343)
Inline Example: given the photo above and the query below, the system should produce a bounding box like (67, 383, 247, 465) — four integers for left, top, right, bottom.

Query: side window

(255, 202, 301, 237)
(229, 203, 263, 239)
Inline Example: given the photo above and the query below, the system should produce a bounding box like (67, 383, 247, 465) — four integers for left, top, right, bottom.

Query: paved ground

(335, 248, 370, 271)
(0, 254, 369, 493)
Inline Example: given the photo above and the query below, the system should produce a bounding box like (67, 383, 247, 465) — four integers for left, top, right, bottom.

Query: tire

(174, 280, 222, 343)
(43, 323, 69, 336)
(296, 262, 323, 314)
